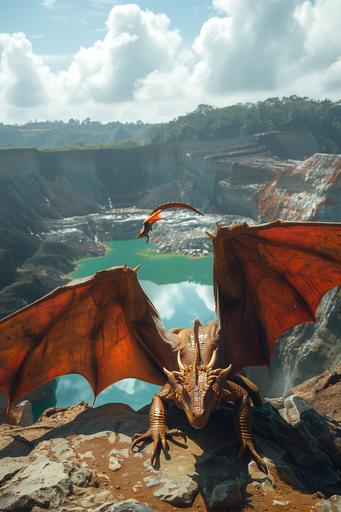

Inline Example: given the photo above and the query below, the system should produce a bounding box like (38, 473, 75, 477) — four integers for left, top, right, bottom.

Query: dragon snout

(189, 409, 208, 429)
(193, 408, 203, 418)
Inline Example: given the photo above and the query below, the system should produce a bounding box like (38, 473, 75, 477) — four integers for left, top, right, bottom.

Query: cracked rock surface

(0, 371, 340, 512)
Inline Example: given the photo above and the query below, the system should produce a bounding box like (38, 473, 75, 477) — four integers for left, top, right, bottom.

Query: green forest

(1, 96, 340, 153)
(151, 96, 341, 153)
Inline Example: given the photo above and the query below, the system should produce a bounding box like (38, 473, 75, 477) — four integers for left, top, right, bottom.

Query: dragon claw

(239, 441, 268, 474)
(167, 428, 187, 442)
(131, 427, 187, 465)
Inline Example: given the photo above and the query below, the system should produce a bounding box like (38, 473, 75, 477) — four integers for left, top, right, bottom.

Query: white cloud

(56, 374, 94, 407)
(294, 0, 341, 68)
(61, 4, 182, 104)
(323, 57, 341, 90)
(41, 0, 57, 9)
(0, 1, 340, 123)
(0, 32, 52, 108)
(193, 0, 305, 94)
(192, 284, 215, 312)
(114, 378, 138, 395)
(142, 280, 215, 324)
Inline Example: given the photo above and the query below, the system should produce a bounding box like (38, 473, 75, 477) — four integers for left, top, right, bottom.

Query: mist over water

(56, 240, 215, 410)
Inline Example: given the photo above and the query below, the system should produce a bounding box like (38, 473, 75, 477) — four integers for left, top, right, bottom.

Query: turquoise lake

(56, 240, 215, 410)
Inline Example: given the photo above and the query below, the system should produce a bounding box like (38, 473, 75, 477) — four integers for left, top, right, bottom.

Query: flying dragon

(136, 202, 204, 242)
(0, 209, 340, 472)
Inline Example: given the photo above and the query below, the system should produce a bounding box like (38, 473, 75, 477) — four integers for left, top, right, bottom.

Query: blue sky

(0, 0, 340, 123)
(1, 1, 213, 58)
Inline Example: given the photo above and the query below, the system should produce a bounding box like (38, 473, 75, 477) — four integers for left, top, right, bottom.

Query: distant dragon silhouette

(136, 202, 204, 242)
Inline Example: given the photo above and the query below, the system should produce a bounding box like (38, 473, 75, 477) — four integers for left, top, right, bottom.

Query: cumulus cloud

(194, 0, 341, 98)
(0, 0, 340, 123)
(56, 374, 94, 407)
(0, 32, 52, 108)
(192, 284, 215, 312)
(193, 0, 305, 94)
(141, 280, 215, 326)
(294, 0, 341, 69)
(62, 4, 182, 103)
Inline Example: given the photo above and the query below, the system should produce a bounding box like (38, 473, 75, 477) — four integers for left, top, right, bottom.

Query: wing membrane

(0, 266, 178, 406)
(212, 221, 341, 372)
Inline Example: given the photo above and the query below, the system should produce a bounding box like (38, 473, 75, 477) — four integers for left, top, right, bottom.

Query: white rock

(15, 400, 33, 426)
(273, 499, 290, 507)
(99, 499, 155, 511)
(248, 460, 273, 482)
(79, 450, 95, 461)
(0, 457, 27, 486)
(313, 499, 333, 512)
(0, 454, 92, 511)
(208, 480, 243, 510)
(0, 455, 71, 511)
(153, 477, 198, 506)
(261, 480, 275, 494)
(109, 447, 130, 458)
(109, 456, 122, 472)
(283, 395, 312, 425)
(50, 437, 76, 459)
(330, 495, 341, 512)
(143, 475, 161, 487)
(75, 431, 116, 445)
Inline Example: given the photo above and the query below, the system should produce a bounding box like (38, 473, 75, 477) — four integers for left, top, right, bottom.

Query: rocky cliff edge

(0, 367, 340, 512)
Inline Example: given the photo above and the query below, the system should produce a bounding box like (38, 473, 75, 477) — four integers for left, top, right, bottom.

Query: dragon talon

(239, 441, 268, 474)
(160, 433, 169, 452)
(249, 446, 268, 474)
(167, 428, 187, 442)
(150, 435, 160, 465)
(131, 430, 152, 450)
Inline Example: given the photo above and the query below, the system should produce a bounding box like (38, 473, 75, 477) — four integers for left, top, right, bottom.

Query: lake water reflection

(56, 240, 215, 410)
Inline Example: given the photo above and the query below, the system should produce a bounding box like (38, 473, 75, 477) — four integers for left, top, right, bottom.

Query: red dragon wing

(146, 202, 203, 226)
(211, 220, 341, 373)
(0, 266, 178, 408)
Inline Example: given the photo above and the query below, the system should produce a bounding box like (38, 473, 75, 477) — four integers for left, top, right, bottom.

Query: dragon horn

(177, 350, 185, 371)
(133, 265, 141, 273)
(205, 231, 216, 240)
(163, 367, 177, 384)
(123, 264, 128, 272)
(193, 319, 201, 382)
(192, 319, 201, 383)
(206, 348, 217, 370)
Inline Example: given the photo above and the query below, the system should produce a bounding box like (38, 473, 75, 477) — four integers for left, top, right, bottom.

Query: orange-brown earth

(0, 367, 340, 512)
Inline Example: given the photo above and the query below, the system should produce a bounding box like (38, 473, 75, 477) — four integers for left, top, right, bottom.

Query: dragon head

(163, 321, 232, 429)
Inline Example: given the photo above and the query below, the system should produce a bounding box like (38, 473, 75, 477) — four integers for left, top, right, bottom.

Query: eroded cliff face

(0, 145, 182, 220)
(0, 145, 187, 316)
(258, 154, 341, 221)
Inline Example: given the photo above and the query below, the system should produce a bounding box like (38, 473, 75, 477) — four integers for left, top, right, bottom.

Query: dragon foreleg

(231, 373, 262, 406)
(132, 388, 186, 464)
(222, 381, 267, 473)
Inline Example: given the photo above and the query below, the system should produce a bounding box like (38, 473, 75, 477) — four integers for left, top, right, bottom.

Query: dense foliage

(0, 119, 156, 149)
(0, 97, 340, 153)
(151, 97, 341, 153)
